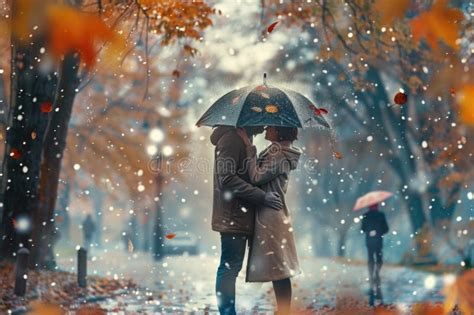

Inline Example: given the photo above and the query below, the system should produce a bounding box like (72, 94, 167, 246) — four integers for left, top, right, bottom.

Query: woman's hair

(275, 126, 298, 142)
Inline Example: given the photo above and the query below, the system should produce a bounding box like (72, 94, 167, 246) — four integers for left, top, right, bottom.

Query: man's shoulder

(217, 129, 244, 148)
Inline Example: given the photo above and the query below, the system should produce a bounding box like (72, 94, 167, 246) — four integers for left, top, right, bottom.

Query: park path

(57, 249, 447, 314)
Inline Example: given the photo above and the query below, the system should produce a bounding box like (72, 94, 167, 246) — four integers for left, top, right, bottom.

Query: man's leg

(215, 233, 248, 315)
(374, 247, 383, 301)
(367, 246, 376, 306)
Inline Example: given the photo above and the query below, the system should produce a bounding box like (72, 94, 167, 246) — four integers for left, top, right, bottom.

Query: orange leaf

(267, 21, 279, 33)
(373, 0, 410, 25)
(46, 5, 124, 68)
(458, 85, 474, 125)
(410, 0, 464, 52)
(333, 151, 343, 159)
(165, 233, 176, 239)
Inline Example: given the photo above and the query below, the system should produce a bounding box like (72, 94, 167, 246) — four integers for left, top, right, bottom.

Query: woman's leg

(272, 278, 292, 314)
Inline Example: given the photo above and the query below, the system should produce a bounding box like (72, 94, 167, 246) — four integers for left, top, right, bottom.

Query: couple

(210, 125, 302, 315)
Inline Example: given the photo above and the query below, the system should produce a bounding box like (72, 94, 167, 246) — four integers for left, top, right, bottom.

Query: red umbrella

(352, 191, 394, 211)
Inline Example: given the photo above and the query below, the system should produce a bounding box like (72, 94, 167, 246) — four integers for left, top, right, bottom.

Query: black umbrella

(196, 73, 331, 129)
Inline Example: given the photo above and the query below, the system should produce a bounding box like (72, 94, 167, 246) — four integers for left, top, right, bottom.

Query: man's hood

(210, 126, 235, 145)
(281, 145, 302, 170)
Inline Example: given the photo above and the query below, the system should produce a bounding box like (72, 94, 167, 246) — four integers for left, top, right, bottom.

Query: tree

(0, 0, 215, 267)
(262, 0, 473, 260)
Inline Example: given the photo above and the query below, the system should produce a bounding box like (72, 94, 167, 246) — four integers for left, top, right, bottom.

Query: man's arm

(380, 213, 389, 235)
(216, 133, 266, 205)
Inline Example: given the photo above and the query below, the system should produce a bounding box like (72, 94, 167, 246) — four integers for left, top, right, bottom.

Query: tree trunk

(57, 180, 71, 242)
(91, 188, 104, 248)
(30, 53, 80, 268)
(0, 17, 57, 260)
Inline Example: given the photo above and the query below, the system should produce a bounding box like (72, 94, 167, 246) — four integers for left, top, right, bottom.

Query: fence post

(14, 248, 29, 296)
(77, 247, 87, 288)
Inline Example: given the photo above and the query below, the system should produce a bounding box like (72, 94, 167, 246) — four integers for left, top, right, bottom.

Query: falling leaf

(394, 92, 408, 105)
(31, 131, 37, 140)
(12, 218, 17, 229)
(10, 148, 22, 160)
(55, 215, 64, 223)
(128, 239, 134, 253)
(333, 151, 343, 159)
(373, 0, 410, 25)
(267, 21, 279, 33)
(40, 101, 53, 113)
(410, 0, 464, 52)
(251, 106, 263, 113)
(165, 233, 176, 239)
(458, 84, 474, 125)
(265, 104, 279, 113)
(172, 70, 180, 78)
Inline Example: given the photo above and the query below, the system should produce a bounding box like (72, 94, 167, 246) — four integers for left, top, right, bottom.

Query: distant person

(361, 203, 389, 306)
(82, 214, 96, 250)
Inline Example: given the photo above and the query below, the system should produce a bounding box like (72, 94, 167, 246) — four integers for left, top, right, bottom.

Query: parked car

(163, 231, 199, 255)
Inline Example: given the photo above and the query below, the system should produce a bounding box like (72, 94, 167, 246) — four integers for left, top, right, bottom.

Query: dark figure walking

(82, 214, 96, 250)
(361, 204, 389, 306)
(210, 126, 282, 315)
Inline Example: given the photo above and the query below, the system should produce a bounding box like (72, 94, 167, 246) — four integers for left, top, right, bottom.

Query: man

(361, 203, 389, 306)
(211, 125, 282, 315)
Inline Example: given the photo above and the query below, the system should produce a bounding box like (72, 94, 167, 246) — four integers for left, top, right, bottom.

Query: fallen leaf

(394, 92, 408, 105)
(267, 21, 279, 33)
(28, 301, 63, 315)
(165, 233, 176, 239)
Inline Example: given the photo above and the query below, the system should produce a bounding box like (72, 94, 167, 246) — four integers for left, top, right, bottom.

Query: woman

(237, 126, 302, 315)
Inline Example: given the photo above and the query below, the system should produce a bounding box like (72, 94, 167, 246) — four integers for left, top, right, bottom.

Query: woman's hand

(236, 128, 252, 147)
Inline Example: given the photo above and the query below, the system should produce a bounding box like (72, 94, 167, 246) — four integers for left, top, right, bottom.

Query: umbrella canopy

(196, 74, 330, 129)
(352, 191, 394, 211)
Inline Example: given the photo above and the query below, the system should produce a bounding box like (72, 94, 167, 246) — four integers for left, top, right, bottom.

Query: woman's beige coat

(245, 142, 302, 282)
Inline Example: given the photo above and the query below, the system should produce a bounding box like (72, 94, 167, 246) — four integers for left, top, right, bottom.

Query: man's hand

(236, 128, 252, 147)
(264, 192, 283, 210)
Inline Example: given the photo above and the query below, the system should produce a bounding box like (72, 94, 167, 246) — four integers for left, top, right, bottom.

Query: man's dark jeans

(216, 233, 249, 315)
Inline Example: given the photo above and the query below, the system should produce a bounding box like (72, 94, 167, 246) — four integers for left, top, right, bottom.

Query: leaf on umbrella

(267, 21, 279, 33)
(46, 5, 125, 68)
(409, 0, 464, 52)
(373, 0, 410, 25)
(251, 106, 263, 113)
(260, 92, 270, 99)
(394, 92, 408, 105)
(10, 148, 22, 160)
(231, 96, 240, 105)
(458, 84, 474, 125)
(127, 239, 134, 253)
(265, 104, 279, 113)
(255, 85, 267, 91)
(165, 233, 176, 239)
(319, 108, 329, 114)
(40, 101, 53, 113)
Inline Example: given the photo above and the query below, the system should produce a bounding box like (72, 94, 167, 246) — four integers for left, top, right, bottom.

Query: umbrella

(352, 191, 394, 211)
(195, 73, 331, 129)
